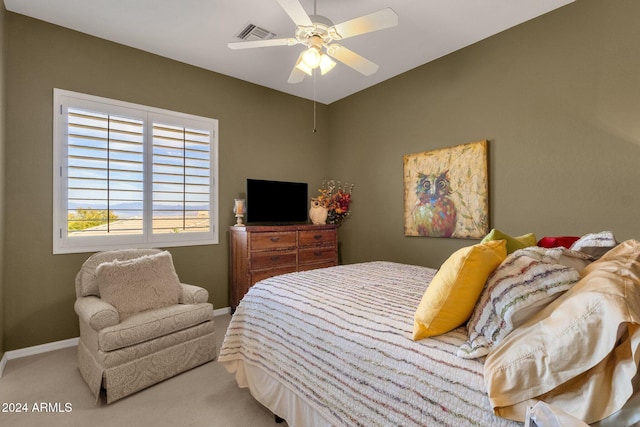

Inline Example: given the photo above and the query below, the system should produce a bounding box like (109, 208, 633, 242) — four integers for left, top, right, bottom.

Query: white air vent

(236, 24, 277, 41)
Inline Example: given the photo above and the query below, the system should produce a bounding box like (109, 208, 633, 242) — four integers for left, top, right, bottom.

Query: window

(53, 89, 218, 254)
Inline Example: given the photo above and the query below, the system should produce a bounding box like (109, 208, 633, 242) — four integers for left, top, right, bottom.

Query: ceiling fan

(228, 0, 398, 84)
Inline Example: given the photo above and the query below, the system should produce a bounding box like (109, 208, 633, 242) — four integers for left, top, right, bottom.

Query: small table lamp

(233, 198, 245, 227)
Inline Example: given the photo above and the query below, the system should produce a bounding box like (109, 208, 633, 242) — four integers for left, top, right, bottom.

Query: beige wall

(4, 14, 329, 350)
(330, 0, 640, 268)
(3, 0, 640, 351)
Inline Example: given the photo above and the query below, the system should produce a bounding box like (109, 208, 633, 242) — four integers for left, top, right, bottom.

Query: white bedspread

(218, 261, 519, 427)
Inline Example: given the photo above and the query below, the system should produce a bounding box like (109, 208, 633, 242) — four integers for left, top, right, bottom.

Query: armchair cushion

(76, 248, 162, 298)
(99, 303, 214, 352)
(96, 251, 182, 318)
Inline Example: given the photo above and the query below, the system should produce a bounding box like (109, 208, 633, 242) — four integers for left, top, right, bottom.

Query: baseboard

(6, 337, 80, 361)
(214, 306, 231, 317)
(0, 307, 232, 378)
(0, 352, 7, 379)
(0, 337, 79, 378)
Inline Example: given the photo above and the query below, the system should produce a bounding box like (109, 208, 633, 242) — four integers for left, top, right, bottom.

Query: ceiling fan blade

(288, 66, 307, 84)
(329, 8, 398, 40)
(228, 38, 297, 49)
(275, 0, 313, 27)
(326, 44, 379, 76)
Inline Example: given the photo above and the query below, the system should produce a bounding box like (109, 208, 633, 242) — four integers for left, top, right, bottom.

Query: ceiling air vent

(236, 24, 277, 41)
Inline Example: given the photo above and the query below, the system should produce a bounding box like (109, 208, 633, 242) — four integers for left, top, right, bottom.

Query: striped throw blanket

(219, 261, 519, 427)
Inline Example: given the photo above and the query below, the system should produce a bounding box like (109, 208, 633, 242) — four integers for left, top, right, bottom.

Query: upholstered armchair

(74, 248, 216, 403)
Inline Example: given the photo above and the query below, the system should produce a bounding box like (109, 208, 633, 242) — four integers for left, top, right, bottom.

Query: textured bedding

(484, 240, 640, 423)
(218, 261, 519, 427)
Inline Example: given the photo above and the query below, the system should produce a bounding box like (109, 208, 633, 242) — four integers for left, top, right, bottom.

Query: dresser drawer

(250, 232, 297, 251)
(250, 266, 297, 285)
(299, 246, 337, 265)
(299, 229, 336, 247)
(250, 249, 297, 270)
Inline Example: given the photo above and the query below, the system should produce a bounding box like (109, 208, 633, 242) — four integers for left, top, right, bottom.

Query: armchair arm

(74, 296, 120, 331)
(179, 283, 210, 304)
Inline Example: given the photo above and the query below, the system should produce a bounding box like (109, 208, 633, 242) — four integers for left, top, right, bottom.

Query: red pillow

(537, 236, 580, 249)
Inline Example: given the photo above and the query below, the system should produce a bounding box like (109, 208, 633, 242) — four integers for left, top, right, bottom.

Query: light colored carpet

(0, 314, 286, 427)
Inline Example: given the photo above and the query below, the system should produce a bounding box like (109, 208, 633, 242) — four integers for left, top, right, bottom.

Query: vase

(309, 199, 328, 225)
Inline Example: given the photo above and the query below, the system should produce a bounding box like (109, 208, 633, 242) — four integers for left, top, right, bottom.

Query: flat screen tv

(246, 179, 309, 224)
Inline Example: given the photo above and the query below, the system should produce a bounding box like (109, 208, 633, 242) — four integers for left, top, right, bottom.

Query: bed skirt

(225, 359, 333, 426)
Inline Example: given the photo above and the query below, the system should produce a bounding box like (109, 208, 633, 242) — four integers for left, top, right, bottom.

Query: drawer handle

(270, 256, 281, 261)
(314, 251, 323, 256)
(313, 234, 323, 240)
(270, 237, 280, 242)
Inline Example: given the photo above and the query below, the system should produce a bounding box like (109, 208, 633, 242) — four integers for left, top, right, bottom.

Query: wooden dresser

(229, 224, 338, 310)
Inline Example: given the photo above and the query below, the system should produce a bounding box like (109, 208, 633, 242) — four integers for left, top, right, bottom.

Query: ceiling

(4, 0, 574, 104)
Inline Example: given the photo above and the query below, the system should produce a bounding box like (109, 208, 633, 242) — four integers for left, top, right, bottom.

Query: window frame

(53, 89, 219, 254)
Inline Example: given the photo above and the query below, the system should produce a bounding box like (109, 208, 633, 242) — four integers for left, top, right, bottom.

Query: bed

(218, 237, 640, 427)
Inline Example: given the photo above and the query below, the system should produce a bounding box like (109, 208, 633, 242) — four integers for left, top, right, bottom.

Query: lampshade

(301, 46, 321, 69)
(319, 54, 336, 75)
(295, 55, 313, 76)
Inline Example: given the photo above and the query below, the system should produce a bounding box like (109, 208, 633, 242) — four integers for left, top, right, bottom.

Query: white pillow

(570, 231, 617, 259)
(96, 251, 182, 318)
(458, 246, 580, 359)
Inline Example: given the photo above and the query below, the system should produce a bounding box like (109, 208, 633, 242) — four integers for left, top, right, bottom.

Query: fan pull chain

(313, 70, 317, 133)
(313, 100, 317, 133)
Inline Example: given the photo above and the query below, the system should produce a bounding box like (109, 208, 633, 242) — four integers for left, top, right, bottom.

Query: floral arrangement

(315, 180, 354, 226)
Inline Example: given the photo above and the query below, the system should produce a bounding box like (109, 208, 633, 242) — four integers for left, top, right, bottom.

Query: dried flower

(315, 180, 354, 226)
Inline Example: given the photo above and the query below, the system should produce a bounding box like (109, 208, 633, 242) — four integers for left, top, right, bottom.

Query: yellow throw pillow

(481, 229, 536, 254)
(413, 240, 507, 340)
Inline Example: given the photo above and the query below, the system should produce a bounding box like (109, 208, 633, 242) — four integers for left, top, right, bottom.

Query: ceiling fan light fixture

(301, 46, 321, 69)
(319, 54, 336, 74)
(294, 55, 313, 76)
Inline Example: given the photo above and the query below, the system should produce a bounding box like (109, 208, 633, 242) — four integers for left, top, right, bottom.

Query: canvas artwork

(404, 140, 489, 239)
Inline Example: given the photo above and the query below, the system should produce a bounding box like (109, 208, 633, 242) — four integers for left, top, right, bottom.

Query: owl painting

(404, 141, 489, 239)
(412, 171, 457, 237)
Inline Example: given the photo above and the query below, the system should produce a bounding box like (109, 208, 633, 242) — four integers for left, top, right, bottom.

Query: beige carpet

(0, 314, 286, 427)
